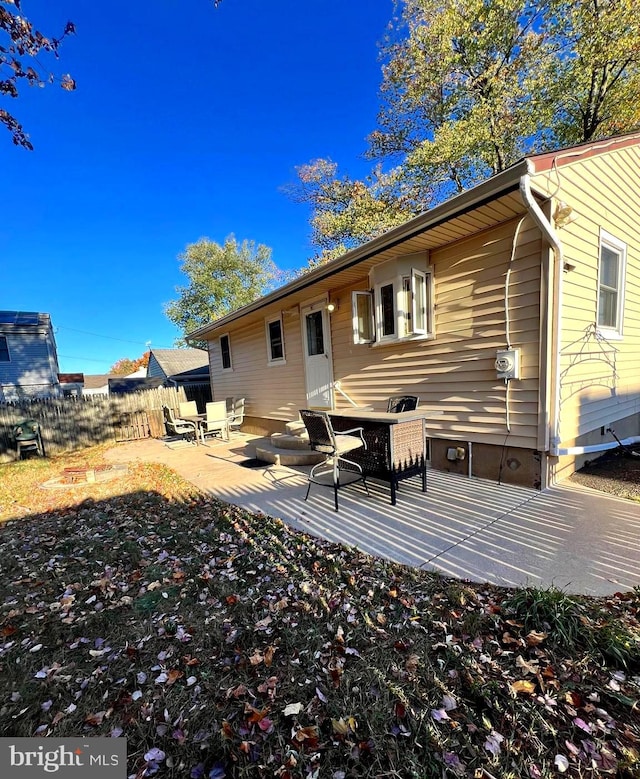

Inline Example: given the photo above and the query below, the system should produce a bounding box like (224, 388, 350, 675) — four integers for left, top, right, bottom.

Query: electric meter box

(495, 348, 520, 380)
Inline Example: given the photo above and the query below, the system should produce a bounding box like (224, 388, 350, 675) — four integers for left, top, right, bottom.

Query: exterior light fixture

(553, 201, 577, 228)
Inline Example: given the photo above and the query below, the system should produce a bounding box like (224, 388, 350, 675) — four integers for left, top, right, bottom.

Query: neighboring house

(190, 132, 640, 489)
(82, 374, 113, 396)
(125, 366, 148, 379)
(82, 369, 161, 396)
(0, 311, 61, 401)
(147, 348, 210, 389)
(108, 376, 163, 394)
(58, 373, 84, 397)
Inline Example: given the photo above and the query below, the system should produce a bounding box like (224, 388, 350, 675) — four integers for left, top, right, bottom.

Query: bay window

(353, 254, 433, 345)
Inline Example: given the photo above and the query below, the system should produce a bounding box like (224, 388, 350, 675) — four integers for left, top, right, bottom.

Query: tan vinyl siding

(330, 218, 542, 450)
(531, 145, 640, 452)
(198, 138, 640, 487)
(208, 308, 307, 423)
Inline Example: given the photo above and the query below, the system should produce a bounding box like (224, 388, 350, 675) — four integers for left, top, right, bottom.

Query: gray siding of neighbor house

(146, 354, 167, 380)
(0, 318, 60, 400)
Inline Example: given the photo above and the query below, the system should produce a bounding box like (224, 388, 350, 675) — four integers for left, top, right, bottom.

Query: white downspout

(519, 163, 563, 458)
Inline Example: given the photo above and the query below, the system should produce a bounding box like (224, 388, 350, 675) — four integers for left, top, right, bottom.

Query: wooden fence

(0, 386, 191, 462)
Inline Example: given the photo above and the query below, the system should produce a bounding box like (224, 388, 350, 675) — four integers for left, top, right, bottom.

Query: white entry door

(301, 302, 333, 408)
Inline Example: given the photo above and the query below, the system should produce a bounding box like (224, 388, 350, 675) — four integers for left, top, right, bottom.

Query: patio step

(254, 442, 324, 467)
(271, 432, 311, 450)
(285, 421, 307, 437)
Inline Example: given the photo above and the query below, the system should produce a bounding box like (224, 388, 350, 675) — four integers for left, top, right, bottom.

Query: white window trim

(597, 230, 626, 340)
(351, 291, 375, 344)
(219, 333, 233, 371)
(265, 314, 286, 365)
(411, 268, 428, 336)
(372, 266, 435, 346)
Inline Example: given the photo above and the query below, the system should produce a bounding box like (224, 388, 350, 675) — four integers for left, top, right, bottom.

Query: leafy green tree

(286, 158, 417, 264)
(1, 0, 76, 149)
(292, 0, 640, 260)
(165, 235, 280, 342)
(370, 0, 550, 197)
(545, 0, 640, 145)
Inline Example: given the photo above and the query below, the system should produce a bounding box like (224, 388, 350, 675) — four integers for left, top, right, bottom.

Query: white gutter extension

(559, 436, 640, 457)
(519, 162, 564, 458)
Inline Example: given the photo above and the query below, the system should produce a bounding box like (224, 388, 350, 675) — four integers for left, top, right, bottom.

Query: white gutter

(189, 161, 530, 341)
(519, 162, 563, 457)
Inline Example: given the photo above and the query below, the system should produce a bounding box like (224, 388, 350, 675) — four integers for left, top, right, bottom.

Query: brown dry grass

(0, 446, 197, 523)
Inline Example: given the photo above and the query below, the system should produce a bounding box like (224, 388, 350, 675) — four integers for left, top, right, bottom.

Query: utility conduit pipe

(332, 380, 360, 408)
(520, 165, 564, 457)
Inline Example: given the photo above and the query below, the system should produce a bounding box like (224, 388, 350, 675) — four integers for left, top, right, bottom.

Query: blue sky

(2, 0, 393, 374)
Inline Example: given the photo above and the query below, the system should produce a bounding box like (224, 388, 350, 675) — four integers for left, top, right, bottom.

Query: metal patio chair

(300, 409, 370, 511)
(162, 405, 197, 443)
(227, 397, 245, 435)
(179, 400, 199, 417)
(202, 401, 229, 442)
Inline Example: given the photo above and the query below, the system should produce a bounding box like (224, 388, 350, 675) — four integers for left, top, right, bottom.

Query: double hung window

(265, 315, 285, 364)
(0, 336, 9, 362)
(597, 231, 626, 338)
(219, 334, 232, 370)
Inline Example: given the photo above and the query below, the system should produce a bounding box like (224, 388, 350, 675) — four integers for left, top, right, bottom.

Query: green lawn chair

(13, 419, 45, 459)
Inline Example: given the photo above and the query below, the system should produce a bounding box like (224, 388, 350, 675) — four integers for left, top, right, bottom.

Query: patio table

(328, 408, 441, 505)
(181, 414, 207, 445)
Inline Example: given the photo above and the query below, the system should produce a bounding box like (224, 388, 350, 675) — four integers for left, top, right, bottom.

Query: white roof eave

(189, 159, 532, 341)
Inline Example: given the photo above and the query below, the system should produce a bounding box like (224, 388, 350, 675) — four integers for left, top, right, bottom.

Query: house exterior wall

(82, 384, 110, 397)
(330, 218, 543, 453)
(531, 145, 640, 481)
(206, 217, 546, 485)
(200, 137, 640, 488)
(0, 316, 60, 400)
(208, 310, 307, 432)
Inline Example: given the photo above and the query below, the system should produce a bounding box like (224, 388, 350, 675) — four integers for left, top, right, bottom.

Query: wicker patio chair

(386, 395, 419, 413)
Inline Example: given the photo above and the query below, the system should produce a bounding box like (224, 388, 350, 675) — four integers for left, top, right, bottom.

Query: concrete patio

(105, 434, 640, 597)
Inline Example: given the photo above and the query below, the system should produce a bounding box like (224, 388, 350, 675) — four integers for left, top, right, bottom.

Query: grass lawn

(0, 447, 639, 778)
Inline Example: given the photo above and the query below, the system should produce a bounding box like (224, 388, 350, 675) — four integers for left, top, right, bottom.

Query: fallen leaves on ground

(0, 449, 638, 778)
